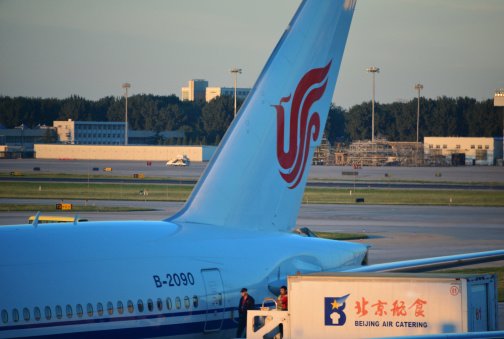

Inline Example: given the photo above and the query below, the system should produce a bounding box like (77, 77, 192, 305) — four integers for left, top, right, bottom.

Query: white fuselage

(0, 220, 367, 338)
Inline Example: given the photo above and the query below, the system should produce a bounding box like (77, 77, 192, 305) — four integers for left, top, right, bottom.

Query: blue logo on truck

(325, 294, 350, 326)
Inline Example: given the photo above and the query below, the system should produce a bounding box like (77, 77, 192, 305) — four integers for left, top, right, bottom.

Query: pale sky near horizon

(0, 0, 503, 109)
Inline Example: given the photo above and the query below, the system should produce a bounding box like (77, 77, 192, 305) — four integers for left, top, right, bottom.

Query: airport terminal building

(54, 120, 127, 145)
(54, 120, 184, 145)
(34, 144, 217, 162)
(424, 137, 503, 165)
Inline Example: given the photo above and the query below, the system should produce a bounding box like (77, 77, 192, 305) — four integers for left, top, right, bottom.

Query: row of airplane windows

(1, 296, 198, 325)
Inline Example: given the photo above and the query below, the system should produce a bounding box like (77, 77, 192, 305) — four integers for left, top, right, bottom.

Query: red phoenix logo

(272, 61, 331, 189)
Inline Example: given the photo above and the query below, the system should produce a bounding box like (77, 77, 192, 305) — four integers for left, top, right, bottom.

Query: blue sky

(0, 0, 503, 109)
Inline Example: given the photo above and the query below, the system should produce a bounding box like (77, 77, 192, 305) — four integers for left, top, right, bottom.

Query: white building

(205, 87, 251, 102)
(181, 79, 251, 102)
(35, 144, 216, 162)
(54, 120, 126, 145)
(181, 79, 208, 101)
(424, 137, 503, 165)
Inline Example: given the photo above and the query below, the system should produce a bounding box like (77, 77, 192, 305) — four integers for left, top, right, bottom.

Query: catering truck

(248, 272, 498, 339)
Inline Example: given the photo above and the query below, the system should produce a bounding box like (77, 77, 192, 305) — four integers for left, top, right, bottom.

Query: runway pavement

(1, 158, 504, 183)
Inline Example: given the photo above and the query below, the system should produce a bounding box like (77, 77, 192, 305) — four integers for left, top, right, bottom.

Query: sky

(0, 0, 503, 109)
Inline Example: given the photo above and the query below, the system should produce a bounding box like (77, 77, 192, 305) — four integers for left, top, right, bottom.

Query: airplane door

(201, 269, 225, 332)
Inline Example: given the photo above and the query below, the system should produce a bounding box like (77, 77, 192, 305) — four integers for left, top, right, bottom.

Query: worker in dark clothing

(237, 288, 255, 338)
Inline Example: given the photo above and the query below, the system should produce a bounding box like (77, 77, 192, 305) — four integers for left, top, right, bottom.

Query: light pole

(122, 83, 131, 145)
(414, 84, 423, 145)
(229, 68, 242, 117)
(414, 84, 423, 165)
(366, 67, 379, 142)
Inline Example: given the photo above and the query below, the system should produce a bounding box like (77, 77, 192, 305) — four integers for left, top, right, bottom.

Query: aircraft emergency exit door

(201, 269, 225, 332)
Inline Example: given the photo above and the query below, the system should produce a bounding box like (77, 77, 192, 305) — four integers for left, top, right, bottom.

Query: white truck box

(287, 272, 498, 338)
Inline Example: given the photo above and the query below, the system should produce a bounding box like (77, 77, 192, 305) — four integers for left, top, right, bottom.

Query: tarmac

(1, 158, 504, 183)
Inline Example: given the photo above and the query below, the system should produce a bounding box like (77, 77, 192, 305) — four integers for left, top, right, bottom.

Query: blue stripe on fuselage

(0, 304, 271, 337)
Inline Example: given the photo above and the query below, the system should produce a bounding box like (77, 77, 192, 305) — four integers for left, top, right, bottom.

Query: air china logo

(271, 61, 331, 189)
(325, 294, 350, 326)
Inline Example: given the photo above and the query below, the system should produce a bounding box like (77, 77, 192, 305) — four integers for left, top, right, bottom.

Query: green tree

(201, 95, 239, 142)
(324, 104, 347, 142)
(345, 101, 372, 141)
(41, 128, 56, 143)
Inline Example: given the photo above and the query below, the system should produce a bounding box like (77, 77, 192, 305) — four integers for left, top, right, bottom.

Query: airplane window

(137, 300, 144, 313)
(117, 301, 124, 314)
(156, 298, 163, 311)
(107, 302, 113, 315)
(23, 308, 30, 322)
(127, 300, 134, 313)
(87, 303, 93, 317)
(97, 303, 103, 316)
(184, 296, 190, 309)
(175, 297, 181, 309)
(34, 307, 41, 321)
(166, 297, 172, 310)
(66, 305, 72, 319)
(45, 306, 52, 320)
(147, 299, 153, 312)
(76, 304, 83, 317)
(1, 309, 7, 324)
(55, 305, 62, 319)
(193, 296, 198, 308)
(12, 309, 19, 323)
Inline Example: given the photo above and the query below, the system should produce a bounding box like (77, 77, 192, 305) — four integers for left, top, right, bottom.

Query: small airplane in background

(1, 0, 503, 338)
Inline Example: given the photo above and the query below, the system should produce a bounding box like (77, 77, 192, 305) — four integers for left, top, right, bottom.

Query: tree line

(0, 94, 240, 145)
(1, 94, 501, 146)
(328, 96, 502, 144)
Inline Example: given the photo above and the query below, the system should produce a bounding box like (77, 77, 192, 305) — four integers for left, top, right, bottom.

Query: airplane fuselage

(0, 220, 368, 338)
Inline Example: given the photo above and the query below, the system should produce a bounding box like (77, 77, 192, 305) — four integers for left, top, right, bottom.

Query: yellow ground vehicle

(28, 216, 88, 224)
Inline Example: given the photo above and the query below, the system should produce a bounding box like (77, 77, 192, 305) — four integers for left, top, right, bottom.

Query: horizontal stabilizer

(344, 250, 504, 273)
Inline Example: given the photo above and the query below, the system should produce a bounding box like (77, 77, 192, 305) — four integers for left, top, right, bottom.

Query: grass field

(437, 267, 504, 302)
(0, 182, 192, 201)
(302, 188, 504, 206)
(1, 182, 504, 206)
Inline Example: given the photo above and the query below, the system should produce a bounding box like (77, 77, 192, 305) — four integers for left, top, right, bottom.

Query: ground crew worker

(237, 288, 255, 338)
(277, 285, 288, 338)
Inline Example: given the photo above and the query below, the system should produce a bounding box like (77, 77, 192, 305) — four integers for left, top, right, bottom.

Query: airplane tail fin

(167, 0, 356, 231)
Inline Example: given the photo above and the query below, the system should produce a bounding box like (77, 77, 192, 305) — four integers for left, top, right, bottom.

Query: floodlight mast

(122, 83, 131, 145)
(366, 67, 379, 142)
(229, 69, 242, 117)
(414, 83, 423, 145)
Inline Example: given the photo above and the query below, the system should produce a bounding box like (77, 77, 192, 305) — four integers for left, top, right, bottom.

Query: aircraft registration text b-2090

(153, 272, 196, 288)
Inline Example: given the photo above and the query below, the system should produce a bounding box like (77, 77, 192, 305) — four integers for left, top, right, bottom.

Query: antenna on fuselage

(33, 211, 41, 228)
